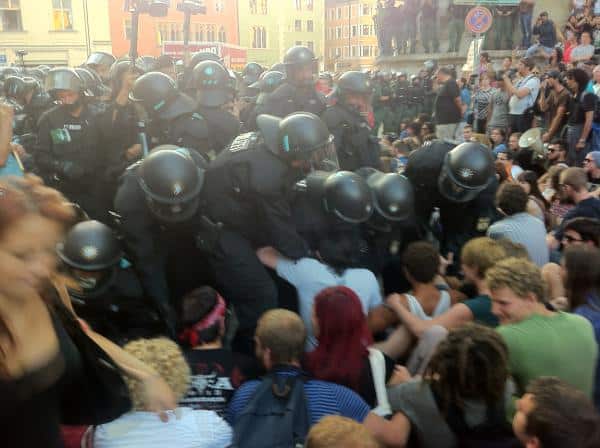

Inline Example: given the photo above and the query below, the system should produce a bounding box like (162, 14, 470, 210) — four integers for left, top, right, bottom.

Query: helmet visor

(307, 140, 339, 173)
(146, 196, 200, 224)
(437, 169, 483, 203)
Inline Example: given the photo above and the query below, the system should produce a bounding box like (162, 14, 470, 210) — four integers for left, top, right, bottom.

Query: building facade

(324, 0, 378, 72)
(108, 0, 240, 63)
(0, 0, 112, 66)
(237, 0, 325, 69)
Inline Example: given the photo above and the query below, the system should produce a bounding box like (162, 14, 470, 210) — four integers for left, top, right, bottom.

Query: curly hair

(496, 182, 528, 216)
(402, 241, 440, 283)
(461, 237, 507, 279)
(425, 324, 509, 413)
(485, 257, 546, 302)
(306, 416, 381, 448)
(123, 338, 191, 410)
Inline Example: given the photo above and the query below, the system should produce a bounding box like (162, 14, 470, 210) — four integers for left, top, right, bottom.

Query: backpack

(230, 373, 310, 448)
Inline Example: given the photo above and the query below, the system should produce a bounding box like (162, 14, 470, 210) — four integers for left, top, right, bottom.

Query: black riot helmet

(257, 112, 338, 170)
(189, 51, 223, 70)
(359, 168, 415, 221)
(138, 146, 205, 223)
(438, 142, 495, 203)
(307, 171, 374, 223)
(242, 62, 264, 86)
(283, 46, 318, 87)
(4, 76, 39, 100)
(424, 59, 438, 73)
(57, 220, 123, 298)
(108, 59, 144, 97)
(45, 68, 84, 95)
(129, 71, 179, 116)
(135, 55, 157, 73)
(192, 60, 232, 107)
(271, 62, 286, 73)
(74, 67, 101, 97)
(57, 220, 123, 271)
(336, 71, 373, 109)
(0, 67, 20, 81)
(86, 52, 116, 68)
(249, 70, 284, 93)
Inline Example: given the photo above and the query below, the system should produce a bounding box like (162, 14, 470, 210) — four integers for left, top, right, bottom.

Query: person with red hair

(305, 286, 403, 410)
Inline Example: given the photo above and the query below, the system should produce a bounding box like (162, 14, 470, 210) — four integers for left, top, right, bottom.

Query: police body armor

(322, 104, 380, 171)
(256, 82, 326, 118)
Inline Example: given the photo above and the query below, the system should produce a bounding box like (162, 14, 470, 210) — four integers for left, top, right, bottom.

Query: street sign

(465, 6, 493, 34)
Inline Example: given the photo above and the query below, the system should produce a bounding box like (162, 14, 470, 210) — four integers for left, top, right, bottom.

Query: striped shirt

(473, 88, 495, 120)
(487, 212, 549, 267)
(226, 367, 371, 426)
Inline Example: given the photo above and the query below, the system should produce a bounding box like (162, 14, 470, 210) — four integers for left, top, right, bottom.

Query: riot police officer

(241, 62, 264, 88)
(3, 75, 39, 139)
(74, 67, 111, 114)
(243, 70, 285, 131)
(255, 46, 326, 118)
(404, 140, 499, 269)
(57, 220, 167, 343)
(182, 51, 223, 95)
(407, 74, 425, 120)
(129, 71, 210, 156)
(192, 60, 241, 155)
(114, 146, 208, 333)
(201, 112, 337, 353)
(85, 51, 116, 83)
(322, 71, 381, 171)
(34, 68, 105, 220)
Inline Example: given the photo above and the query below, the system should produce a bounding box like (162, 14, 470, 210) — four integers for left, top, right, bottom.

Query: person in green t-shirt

(487, 258, 598, 404)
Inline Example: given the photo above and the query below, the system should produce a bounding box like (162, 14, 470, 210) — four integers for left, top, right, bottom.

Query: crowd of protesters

(1, 4, 600, 446)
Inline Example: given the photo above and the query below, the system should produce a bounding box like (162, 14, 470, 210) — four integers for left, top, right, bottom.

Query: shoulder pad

(174, 113, 209, 140)
(322, 106, 345, 128)
(227, 132, 259, 153)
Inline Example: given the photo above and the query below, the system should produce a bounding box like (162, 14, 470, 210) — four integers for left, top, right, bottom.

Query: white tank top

(404, 290, 451, 320)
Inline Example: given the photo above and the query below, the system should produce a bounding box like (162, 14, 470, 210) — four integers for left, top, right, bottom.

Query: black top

(568, 91, 596, 125)
(358, 353, 395, 408)
(434, 79, 461, 125)
(180, 348, 261, 417)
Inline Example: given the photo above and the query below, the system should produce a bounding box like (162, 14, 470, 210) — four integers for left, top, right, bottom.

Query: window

(344, 47, 349, 58)
(124, 19, 132, 40)
(352, 45, 358, 57)
(207, 24, 215, 41)
(352, 25, 357, 37)
(362, 4, 370, 16)
(52, 0, 72, 31)
(362, 24, 370, 36)
(295, 0, 301, 10)
(260, 0, 267, 14)
(215, 0, 224, 13)
(307, 41, 314, 51)
(249, 0, 257, 14)
(295, 40, 302, 46)
(336, 7, 341, 19)
(158, 23, 168, 41)
(335, 47, 341, 57)
(361, 45, 371, 57)
(335, 26, 341, 39)
(218, 26, 226, 42)
(252, 26, 267, 48)
(306, 0, 313, 11)
(295, 20, 301, 31)
(0, 0, 21, 31)
(307, 20, 313, 32)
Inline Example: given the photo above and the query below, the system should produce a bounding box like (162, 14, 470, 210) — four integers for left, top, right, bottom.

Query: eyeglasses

(562, 234, 584, 243)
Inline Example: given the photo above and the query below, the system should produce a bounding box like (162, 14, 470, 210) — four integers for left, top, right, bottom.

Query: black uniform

(201, 132, 310, 350)
(404, 141, 500, 264)
(322, 104, 381, 171)
(34, 104, 104, 219)
(255, 82, 326, 118)
(195, 105, 240, 154)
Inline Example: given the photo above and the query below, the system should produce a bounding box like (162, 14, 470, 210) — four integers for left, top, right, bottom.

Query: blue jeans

(520, 12, 532, 48)
(526, 43, 553, 58)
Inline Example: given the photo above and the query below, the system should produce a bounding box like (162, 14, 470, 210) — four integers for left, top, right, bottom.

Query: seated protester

(226, 309, 409, 448)
(542, 218, 600, 309)
(305, 287, 400, 410)
(486, 258, 598, 406)
(178, 287, 261, 417)
(490, 128, 508, 156)
(513, 377, 600, 448)
(306, 415, 381, 448)
(387, 325, 516, 448)
(386, 237, 506, 338)
(570, 30, 596, 64)
(94, 338, 232, 448)
(517, 170, 549, 222)
(549, 167, 600, 247)
(563, 245, 600, 410)
(256, 233, 383, 352)
(584, 151, 600, 193)
(487, 183, 549, 266)
(496, 149, 523, 180)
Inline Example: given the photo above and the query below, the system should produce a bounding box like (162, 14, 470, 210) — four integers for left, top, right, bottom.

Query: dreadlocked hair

(424, 324, 509, 414)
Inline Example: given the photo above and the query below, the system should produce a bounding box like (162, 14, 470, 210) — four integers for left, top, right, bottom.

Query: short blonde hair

(485, 257, 546, 302)
(255, 309, 306, 364)
(306, 416, 381, 448)
(123, 338, 191, 410)
(461, 237, 507, 279)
